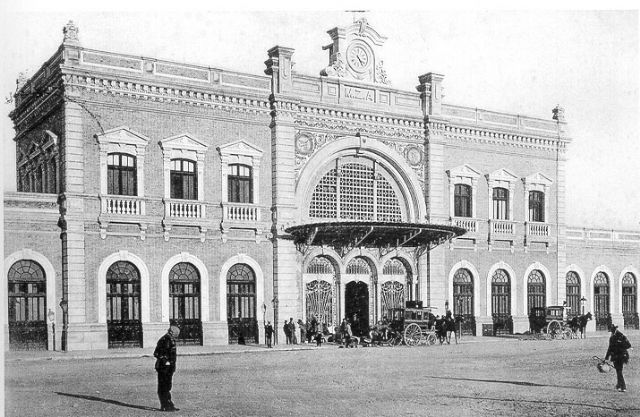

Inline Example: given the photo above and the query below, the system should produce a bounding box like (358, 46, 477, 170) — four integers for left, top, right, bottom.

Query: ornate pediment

(447, 164, 482, 180)
(159, 133, 208, 153)
(320, 17, 390, 85)
(524, 172, 553, 187)
(486, 168, 518, 183)
(217, 140, 263, 160)
(95, 126, 150, 147)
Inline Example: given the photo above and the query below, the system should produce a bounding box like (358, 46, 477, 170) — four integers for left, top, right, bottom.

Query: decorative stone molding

(159, 133, 208, 200)
(443, 123, 568, 153)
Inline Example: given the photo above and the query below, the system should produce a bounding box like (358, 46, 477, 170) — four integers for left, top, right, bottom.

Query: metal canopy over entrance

(286, 221, 466, 257)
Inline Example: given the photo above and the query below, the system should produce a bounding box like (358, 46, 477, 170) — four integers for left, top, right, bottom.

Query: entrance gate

(169, 262, 202, 345)
(8, 260, 48, 350)
(345, 281, 369, 337)
(594, 272, 610, 331)
(227, 263, 258, 344)
(453, 268, 475, 336)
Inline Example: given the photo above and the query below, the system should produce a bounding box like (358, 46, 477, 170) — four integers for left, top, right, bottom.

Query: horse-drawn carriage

(529, 305, 575, 339)
(385, 304, 439, 346)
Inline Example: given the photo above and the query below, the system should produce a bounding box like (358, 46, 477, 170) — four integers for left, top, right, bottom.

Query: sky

(1, 3, 638, 230)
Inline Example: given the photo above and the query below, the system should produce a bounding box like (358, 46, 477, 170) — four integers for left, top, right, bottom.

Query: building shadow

(55, 392, 158, 411)
(425, 375, 601, 391)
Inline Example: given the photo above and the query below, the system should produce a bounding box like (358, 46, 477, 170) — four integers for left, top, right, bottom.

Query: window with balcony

(228, 164, 253, 204)
(454, 184, 472, 218)
(107, 153, 137, 196)
(492, 187, 509, 220)
(170, 159, 197, 200)
(529, 191, 545, 222)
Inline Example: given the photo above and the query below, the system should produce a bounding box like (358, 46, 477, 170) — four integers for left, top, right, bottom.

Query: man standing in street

(605, 323, 632, 392)
(154, 325, 180, 412)
(265, 321, 274, 348)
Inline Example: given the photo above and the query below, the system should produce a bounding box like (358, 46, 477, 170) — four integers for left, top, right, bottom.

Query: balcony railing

(164, 199, 205, 219)
(222, 202, 261, 222)
(452, 217, 477, 232)
(101, 195, 144, 215)
(490, 219, 515, 235)
(527, 222, 549, 237)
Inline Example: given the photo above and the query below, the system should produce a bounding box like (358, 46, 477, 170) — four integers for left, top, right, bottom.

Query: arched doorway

(491, 269, 512, 335)
(169, 262, 202, 345)
(453, 268, 475, 335)
(381, 258, 411, 320)
(305, 256, 336, 330)
(594, 272, 610, 331)
(106, 261, 143, 348)
(8, 260, 48, 350)
(566, 271, 581, 319)
(622, 272, 638, 330)
(345, 257, 372, 336)
(226, 263, 258, 344)
(527, 270, 546, 312)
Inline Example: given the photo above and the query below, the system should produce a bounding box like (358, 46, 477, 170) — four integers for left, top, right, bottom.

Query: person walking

(265, 321, 274, 348)
(604, 324, 632, 392)
(154, 325, 180, 412)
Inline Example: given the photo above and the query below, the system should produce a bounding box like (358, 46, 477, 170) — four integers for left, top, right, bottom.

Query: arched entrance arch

(303, 254, 340, 330)
(296, 136, 426, 223)
(343, 256, 376, 336)
(592, 270, 611, 331)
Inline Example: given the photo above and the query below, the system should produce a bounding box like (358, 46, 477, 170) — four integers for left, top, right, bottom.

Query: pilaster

(553, 105, 569, 306)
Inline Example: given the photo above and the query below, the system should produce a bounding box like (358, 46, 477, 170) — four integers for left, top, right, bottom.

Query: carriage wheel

(547, 320, 562, 339)
(425, 333, 437, 346)
(404, 323, 422, 346)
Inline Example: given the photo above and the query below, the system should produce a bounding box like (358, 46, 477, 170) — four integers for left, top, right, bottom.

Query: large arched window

(566, 271, 581, 318)
(453, 268, 476, 336)
(226, 263, 257, 344)
(454, 184, 472, 218)
(169, 262, 202, 345)
(8, 260, 48, 350)
(107, 153, 137, 196)
(622, 272, 638, 330)
(594, 272, 610, 331)
(309, 160, 402, 222)
(527, 270, 546, 312)
(170, 159, 197, 200)
(106, 261, 142, 348)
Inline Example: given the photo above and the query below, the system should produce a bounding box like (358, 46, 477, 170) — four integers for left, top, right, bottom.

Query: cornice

(61, 70, 271, 116)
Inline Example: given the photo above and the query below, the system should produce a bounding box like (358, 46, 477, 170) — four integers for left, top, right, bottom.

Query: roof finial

(63, 20, 80, 46)
(552, 104, 565, 123)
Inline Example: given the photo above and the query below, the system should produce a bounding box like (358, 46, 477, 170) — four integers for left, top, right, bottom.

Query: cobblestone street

(5, 334, 640, 417)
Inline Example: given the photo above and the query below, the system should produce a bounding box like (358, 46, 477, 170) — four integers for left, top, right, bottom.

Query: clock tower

(320, 17, 390, 85)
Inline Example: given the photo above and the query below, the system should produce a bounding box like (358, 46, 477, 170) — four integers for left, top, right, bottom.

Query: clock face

(347, 45, 370, 71)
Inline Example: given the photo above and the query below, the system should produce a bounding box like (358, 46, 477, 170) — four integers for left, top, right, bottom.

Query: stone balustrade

(101, 195, 144, 215)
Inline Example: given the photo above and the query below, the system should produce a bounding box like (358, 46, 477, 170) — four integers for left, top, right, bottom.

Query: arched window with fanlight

(453, 268, 476, 335)
(527, 270, 546, 312)
(565, 271, 581, 319)
(8, 260, 48, 350)
(226, 263, 257, 344)
(594, 272, 610, 331)
(169, 262, 202, 345)
(622, 272, 638, 330)
(106, 261, 142, 348)
(491, 269, 512, 335)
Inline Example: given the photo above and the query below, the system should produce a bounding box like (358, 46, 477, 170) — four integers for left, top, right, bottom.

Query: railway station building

(4, 19, 640, 351)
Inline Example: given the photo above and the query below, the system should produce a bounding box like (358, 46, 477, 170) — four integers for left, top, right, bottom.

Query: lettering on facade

(343, 86, 375, 102)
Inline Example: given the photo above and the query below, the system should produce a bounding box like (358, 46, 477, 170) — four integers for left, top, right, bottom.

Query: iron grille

(453, 268, 475, 335)
(305, 280, 334, 328)
(227, 263, 258, 344)
(527, 270, 546, 312)
(566, 271, 581, 318)
(622, 272, 638, 330)
(106, 261, 142, 348)
(491, 269, 511, 335)
(169, 262, 202, 345)
(381, 281, 405, 320)
(594, 272, 610, 331)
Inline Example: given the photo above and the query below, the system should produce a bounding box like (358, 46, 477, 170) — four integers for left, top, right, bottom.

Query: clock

(347, 44, 370, 72)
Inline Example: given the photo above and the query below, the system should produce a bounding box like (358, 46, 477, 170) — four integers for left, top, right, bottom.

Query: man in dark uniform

(264, 321, 274, 348)
(604, 324, 632, 392)
(154, 325, 180, 411)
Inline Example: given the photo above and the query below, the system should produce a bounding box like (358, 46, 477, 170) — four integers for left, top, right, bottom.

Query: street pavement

(4, 332, 639, 417)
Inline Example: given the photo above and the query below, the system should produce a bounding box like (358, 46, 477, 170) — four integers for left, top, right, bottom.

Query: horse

(568, 312, 592, 339)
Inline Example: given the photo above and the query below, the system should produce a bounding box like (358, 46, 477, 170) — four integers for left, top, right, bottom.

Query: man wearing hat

(154, 325, 180, 411)
(604, 323, 632, 392)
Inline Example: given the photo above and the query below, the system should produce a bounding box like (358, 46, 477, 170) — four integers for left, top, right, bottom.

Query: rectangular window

(107, 153, 137, 196)
(529, 191, 545, 222)
(228, 164, 253, 203)
(492, 187, 509, 220)
(170, 159, 197, 200)
(454, 184, 472, 217)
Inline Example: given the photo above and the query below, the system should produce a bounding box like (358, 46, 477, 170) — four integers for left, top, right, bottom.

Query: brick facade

(4, 20, 639, 351)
